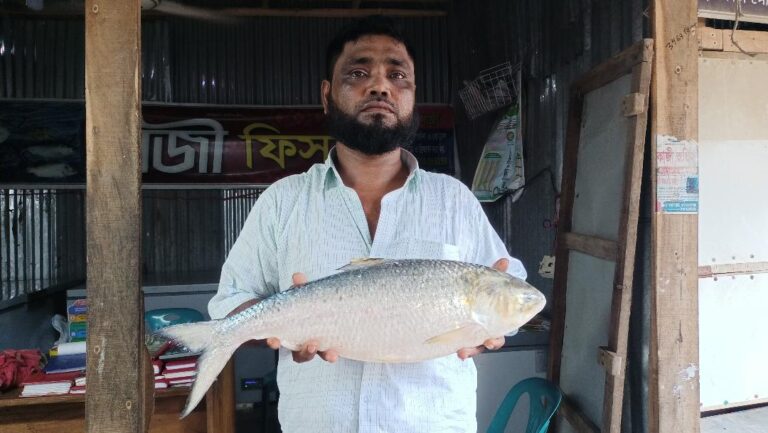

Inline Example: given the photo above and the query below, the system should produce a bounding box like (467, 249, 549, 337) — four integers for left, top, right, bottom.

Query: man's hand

(456, 257, 510, 360)
(275, 272, 339, 364)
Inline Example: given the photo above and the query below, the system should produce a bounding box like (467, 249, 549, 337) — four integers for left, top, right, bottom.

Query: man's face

(321, 34, 419, 155)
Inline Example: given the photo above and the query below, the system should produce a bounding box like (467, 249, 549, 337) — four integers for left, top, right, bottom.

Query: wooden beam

(598, 347, 624, 377)
(622, 92, 647, 117)
(697, 27, 768, 54)
(650, 1, 700, 433)
(698, 261, 768, 278)
(721, 29, 768, 54)
(561, 232, 619, 262)
(698, 27, 724, 51)
(206, 360, 236, 433)
(601, 43, 653, 433)
(84, 0, 145, 432)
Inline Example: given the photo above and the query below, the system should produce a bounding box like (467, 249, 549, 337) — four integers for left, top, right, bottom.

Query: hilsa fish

(161, 258, 546, 418)
(26, 162, 76, 178)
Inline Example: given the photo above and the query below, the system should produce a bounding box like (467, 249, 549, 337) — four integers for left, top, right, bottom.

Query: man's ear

(321, 80, 331, 114)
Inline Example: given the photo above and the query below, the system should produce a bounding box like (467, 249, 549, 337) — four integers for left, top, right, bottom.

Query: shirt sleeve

(208, 188, 280, 319)
(462, 187, 528, 281)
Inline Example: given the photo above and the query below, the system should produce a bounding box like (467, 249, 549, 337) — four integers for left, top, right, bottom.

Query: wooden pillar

(649, 1, 700, 433)
(84, 0, 147, 432)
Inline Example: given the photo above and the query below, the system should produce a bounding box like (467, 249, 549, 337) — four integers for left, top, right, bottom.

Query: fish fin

(425, 324, 484, 346)
(337, 257, 387, 271)
(160, 321, 238, 419)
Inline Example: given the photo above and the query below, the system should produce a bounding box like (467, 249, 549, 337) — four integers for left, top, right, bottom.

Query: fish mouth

(521, 289, 546, 307)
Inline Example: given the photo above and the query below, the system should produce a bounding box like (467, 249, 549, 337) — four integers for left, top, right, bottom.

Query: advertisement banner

(0, 101, 455, 185)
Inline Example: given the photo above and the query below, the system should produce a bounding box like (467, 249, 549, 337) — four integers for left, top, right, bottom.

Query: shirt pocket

(398, 239, 462, 261)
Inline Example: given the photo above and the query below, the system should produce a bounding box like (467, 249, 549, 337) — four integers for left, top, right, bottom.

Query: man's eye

(349, 70, 367, 78)
(390, 72, 406, 79)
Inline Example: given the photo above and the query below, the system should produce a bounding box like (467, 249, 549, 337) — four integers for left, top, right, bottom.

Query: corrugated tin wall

(1, 16, 451, 104)
(448, 1, 649, 432)
(149, 17, 451, 105)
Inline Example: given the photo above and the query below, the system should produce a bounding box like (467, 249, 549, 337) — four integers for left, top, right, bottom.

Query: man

(208, 16, 527, 433)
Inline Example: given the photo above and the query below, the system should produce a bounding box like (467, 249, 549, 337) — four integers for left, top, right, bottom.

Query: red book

(163, 357, 197, 371)
(162, 367, 197, 379)
(70, 385, 86, 394)
(168, 378, 194, 386)
(20, 371, 80, 386)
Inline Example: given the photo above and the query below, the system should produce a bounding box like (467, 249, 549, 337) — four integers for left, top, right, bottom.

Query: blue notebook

(45, 352, 86, 374)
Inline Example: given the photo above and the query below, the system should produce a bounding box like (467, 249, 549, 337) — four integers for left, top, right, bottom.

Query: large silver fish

(161, 258, 546, 418)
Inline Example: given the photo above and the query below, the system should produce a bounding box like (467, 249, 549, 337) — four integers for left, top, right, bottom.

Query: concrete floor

(701, 405, 768, 433)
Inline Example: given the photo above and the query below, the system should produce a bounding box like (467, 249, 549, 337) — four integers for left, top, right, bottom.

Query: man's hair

(325, 15, 416, 81)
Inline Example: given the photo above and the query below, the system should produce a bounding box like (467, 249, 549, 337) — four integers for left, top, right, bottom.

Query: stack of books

(68, 300, 88, 343)
(153, 359, 169, 389)
(160, 357, 198, 388)
(66, 359, 172, 394)
(19, 371, 80, 397)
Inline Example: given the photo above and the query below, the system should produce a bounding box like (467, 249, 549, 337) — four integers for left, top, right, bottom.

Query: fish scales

(248, 260, 484, 362)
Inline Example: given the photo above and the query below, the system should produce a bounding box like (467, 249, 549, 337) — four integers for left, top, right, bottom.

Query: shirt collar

(323, 146, 421, 190)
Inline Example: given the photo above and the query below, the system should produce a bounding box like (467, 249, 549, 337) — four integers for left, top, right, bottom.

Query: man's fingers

(292, 272, 308, 286)
(292, 340, 318, 363)
(319, 349, 339, 363)
(457, 337, 505, 360)
(483, 337, 505, 351)
(265, 337, 281, 350)
(492, 258, 509, 273)
(457, 346, 484, 360)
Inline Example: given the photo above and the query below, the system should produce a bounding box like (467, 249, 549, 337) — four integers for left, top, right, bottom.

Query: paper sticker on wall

(656, 135, 699, 213)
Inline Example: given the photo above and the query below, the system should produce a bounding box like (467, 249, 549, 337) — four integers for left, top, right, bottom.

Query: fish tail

(160, 321, 239, 419)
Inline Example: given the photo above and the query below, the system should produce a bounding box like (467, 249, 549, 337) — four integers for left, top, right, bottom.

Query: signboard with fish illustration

(0, 100, 455, 185)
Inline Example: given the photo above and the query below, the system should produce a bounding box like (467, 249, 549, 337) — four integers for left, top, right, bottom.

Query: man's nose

(367, 73, 390, 98)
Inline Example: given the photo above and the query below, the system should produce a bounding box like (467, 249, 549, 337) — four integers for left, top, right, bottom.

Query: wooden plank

(571, 39, 653, 96)
(562, 232, 619, 262)
(698, 27, 724, 51)
(698, 261, 768, 278)
(547, 91, 584, 386)
(698, 26, 768, 54)
(598, 347, 624, 377)
(84, 1, 144, 433)
(601, 44, 654, 433)
(622, 92, 647, 117)
(559, 397, 600, 433)
(702, 397, 768, 413)
(721, 29, 768, 54)
(206, 360, 236, 433)
(650, 1, 700, 433)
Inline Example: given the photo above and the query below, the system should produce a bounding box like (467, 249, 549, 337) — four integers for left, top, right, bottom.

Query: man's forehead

(339, 35, 413, 65)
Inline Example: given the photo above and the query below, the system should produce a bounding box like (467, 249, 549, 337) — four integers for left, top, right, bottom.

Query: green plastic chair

(486, 377, 562, 433)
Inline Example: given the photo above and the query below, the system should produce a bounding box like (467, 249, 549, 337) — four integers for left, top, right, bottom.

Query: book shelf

(0, 360, 235, 433)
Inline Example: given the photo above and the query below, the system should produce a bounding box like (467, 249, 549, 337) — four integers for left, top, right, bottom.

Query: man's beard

(325, 96, 420, 156)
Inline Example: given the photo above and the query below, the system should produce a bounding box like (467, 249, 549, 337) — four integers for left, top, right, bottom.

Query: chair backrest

(486, 377, 563, 433)
(144, 308, 204, 332)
